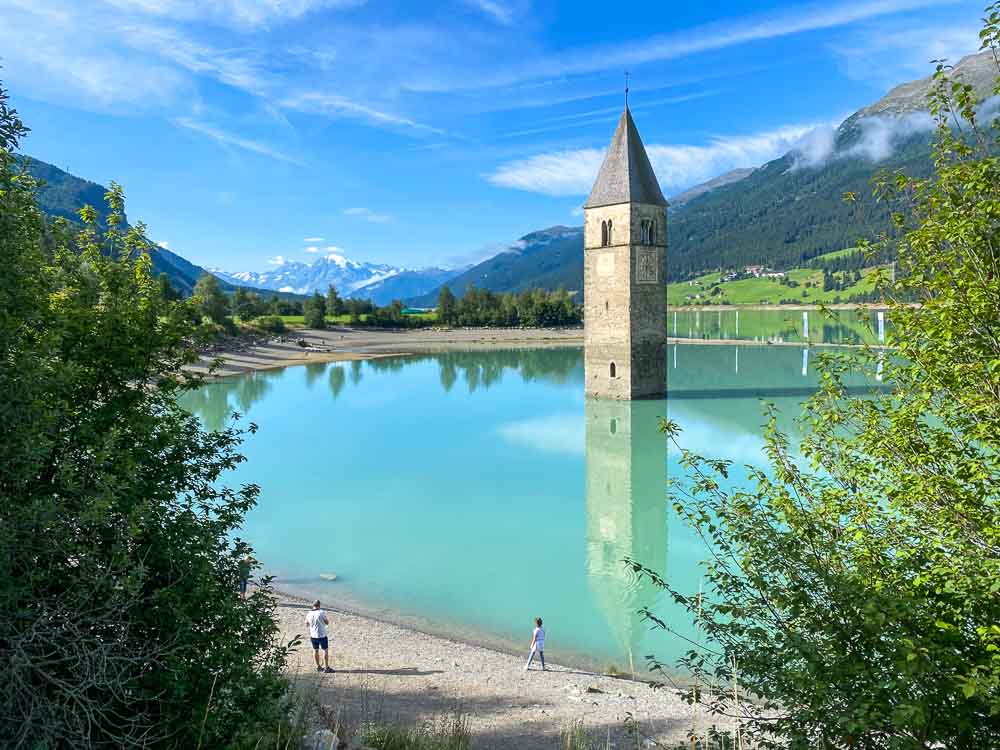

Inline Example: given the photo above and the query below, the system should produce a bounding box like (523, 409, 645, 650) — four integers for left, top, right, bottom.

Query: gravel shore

(276, 594, 703, 750)
(188, 327, 585, 378)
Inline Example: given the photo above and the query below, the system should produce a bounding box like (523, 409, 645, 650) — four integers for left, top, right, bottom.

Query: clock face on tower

(635, 248, 659, 284)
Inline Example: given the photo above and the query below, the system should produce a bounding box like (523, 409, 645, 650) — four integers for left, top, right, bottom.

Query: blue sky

(0, 0, 983, 271)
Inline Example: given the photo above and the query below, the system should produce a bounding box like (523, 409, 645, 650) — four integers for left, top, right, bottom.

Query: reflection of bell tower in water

(583, 106, 668, 399)
(585, 399, 668, 669)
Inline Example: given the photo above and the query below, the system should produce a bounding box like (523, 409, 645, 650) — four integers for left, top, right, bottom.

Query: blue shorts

(310, 637, 329, 650)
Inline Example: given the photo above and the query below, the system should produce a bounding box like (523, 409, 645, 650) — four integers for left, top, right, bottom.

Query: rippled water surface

(180, 343, 870, 670)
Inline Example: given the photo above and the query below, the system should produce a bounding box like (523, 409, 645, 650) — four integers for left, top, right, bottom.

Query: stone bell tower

(583, 107, 667, 399)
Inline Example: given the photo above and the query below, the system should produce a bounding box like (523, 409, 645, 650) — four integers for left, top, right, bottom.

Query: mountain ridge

(410, 50, 998, 302)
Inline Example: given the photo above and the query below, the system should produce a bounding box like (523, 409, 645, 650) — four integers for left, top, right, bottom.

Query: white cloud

(464, 0, 514, 25)
(102, 0, 365, 29)
(173, 117, 305, 165)
(268, 255, 287, 265)
(303, 236, 325, 242)
(789, 126, 838, 168)
(830, 21, 981, 87)
(281, 91, 447, 136)
(157, 240, 170, 248)
(121, 24, 271, 96)
(487, 122, 821, 196)
(411, 0, 957, 92)
(304, 246, 320, 253)
(497, 414, 583, 456)
(343, 207, 393, 224)
(790, 110, 937, 169)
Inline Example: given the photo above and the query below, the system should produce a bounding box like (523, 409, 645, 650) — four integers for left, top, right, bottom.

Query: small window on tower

(601, 220, 608, 247)
(607, 220, 613, 244)
(609, 361, 617, 378)
(649, 219, 656, 244)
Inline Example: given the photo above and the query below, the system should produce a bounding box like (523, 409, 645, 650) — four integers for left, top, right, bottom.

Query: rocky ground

(275, 595, 712, 750)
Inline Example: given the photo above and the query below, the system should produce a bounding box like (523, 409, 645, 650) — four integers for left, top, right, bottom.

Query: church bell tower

(583, 107, 667, 400)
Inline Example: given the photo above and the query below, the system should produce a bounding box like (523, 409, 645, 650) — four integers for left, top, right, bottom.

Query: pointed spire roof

(584, 107, 667, 209)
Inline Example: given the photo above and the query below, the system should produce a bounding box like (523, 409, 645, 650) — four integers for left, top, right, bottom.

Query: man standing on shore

(306, 600, 333, 673)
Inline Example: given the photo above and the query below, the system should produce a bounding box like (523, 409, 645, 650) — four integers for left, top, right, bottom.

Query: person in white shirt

(305, 600, 333, 673)
(525, 616, 546, 671)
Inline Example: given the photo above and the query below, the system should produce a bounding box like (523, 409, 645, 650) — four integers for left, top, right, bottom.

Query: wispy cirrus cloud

(829, 21, 980, 88)
(173, 117, 305, 165)
(408, 0, 958, 92)
(464, 0, 515, 25)
(343, 207, 393, 224)
(303, 236, 325, 243)
(102, 0, 365, 29)
(281, 91, 448, 135)
(496, 90, 721, 140)
(487, 122, 823, 195)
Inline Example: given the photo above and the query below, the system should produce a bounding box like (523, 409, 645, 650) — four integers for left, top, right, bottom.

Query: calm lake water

(180, 341, 872, 672)
(670, 307, 887, 345)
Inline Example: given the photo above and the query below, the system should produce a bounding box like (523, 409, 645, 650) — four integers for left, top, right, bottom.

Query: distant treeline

(437, 284, 581, 327)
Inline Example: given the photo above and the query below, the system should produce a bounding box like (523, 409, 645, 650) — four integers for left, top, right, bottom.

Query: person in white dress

(525, 617, 545, 671)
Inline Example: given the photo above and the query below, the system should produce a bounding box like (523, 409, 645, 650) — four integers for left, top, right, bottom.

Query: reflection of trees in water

(180, 370, 280, 431)
(431, 349, 583, 393)
(184, 350, 585, 421)
(821, 323, 863, 345)
(304, 361, 329, 389)
(333, 349, 583, 399)
(328, 365, 346, 399)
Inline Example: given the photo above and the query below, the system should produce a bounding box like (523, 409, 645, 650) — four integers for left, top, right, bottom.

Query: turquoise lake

(180, 342, 873, 673)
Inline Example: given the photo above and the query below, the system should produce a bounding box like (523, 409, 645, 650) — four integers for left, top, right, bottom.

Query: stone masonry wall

(584, 202, 667, 399)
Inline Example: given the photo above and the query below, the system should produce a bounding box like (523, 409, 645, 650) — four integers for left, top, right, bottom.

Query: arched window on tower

(601, 220, 608, 247)
(607, 220, 613, 244)
(639, 219, 655, 244)
(609, 361, 617, 378)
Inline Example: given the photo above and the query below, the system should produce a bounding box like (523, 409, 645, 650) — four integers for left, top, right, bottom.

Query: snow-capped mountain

(211, 251, 400, 296)
(211, 251, 464, 305)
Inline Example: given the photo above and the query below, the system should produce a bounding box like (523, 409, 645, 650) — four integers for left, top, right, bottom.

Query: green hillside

(667, 265, 883, 306)
(21, 156, 300, 300)
(665, 133, 932, 281)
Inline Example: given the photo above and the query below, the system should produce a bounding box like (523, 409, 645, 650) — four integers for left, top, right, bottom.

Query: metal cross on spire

(625, 71, 630, 107)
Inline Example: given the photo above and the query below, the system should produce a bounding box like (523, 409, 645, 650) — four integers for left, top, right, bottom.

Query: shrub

(254, 314, 286, 333)
(0, 83, 290, 748)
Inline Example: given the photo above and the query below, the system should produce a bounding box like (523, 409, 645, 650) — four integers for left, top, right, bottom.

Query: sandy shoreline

(275, 592, 701, 749)
(189, 325, 866, 378)
(188, 327, 585, 378)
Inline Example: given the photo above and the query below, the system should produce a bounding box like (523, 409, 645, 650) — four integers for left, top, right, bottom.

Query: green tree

(303, 291, 327, 328)
(193, 272, 229, 324)
(0, 86, 290, 748)
(437, 285, 457, 325)
(631, 39, 1000, 748)
(232, 286, 260, 321)
(326, 284, 343, 316)
(157, 272, 182, 301)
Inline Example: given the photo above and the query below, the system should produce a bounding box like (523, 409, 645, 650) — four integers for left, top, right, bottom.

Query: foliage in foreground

(357, 714, 472, 750)
(631, 21, 1000, 750)
(0, 85, 291, 747)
